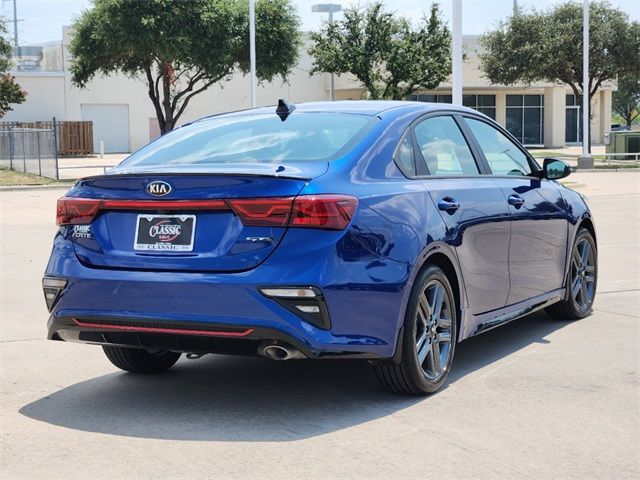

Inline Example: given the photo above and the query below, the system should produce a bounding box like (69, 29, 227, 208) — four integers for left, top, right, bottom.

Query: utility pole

(12, 0, 17, 46)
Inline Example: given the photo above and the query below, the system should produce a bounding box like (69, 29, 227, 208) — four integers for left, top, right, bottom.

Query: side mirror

(542, 158, 571, 180)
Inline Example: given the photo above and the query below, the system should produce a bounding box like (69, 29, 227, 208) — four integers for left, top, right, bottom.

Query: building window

(463, 94, 496, 120)
(408, 94, 452, 103)
(505, 94, 544, 145)
(565, 94, 581, 144)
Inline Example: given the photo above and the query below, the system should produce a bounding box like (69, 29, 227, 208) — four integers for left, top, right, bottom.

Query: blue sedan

(44, 100, 597, 395)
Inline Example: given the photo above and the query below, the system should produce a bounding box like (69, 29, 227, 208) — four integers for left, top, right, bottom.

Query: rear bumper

(48, 316, 385, 360)
(45, 232, 410, 358)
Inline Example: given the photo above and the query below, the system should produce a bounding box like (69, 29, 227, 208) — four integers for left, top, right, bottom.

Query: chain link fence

(0, 126, 59, 179)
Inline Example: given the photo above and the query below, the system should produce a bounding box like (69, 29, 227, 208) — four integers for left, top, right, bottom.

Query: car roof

(196, 100, 480, 121)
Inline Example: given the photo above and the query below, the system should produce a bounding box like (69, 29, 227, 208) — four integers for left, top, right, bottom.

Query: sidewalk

(57, 153, 129, 180)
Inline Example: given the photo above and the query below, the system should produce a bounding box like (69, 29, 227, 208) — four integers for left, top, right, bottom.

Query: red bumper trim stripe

(72, 319, 255, 338)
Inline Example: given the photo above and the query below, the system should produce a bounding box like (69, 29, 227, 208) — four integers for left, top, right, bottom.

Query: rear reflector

(259, 288, 317, 298)
(42, 276, 67, 311)
(72, 318, 254, 337)
(57, 194, 357, 230)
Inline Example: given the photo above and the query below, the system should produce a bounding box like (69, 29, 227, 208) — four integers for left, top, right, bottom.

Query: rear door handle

(437, 197, 460, 214)
(508, 194, 525, 208)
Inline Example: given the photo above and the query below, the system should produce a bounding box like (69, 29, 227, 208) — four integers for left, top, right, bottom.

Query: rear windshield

(120, 113, 377, 168)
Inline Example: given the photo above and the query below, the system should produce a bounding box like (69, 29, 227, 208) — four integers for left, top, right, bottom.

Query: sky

(1, 0, 639, 46)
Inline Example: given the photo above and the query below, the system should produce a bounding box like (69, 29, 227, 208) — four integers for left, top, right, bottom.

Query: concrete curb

(573, 168, 640, 173)
(0, 183, 75, 192)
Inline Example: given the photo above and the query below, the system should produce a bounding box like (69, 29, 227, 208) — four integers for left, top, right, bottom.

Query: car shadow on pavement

(19, 311, 571, 441)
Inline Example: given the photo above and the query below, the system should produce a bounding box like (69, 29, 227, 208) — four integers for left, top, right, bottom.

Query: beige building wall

(2, 73, 67, 122)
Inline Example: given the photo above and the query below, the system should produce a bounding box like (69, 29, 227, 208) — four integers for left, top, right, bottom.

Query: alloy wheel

(415, 280, 453, 381)
(570, 237, 596, 311)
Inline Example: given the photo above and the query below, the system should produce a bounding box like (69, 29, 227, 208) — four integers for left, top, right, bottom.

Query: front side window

(413, 116, 479, 176)
(120, 113, 377, 168)
(465, 118, 532, 176)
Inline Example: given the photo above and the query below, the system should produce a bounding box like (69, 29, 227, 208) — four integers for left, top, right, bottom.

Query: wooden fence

(0, 120, 93, 156)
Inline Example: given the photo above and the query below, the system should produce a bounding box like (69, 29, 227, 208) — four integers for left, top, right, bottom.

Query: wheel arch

(413, 249, 465, 343)
(560, 213, 598, 297)
(577, 216, 597, 246)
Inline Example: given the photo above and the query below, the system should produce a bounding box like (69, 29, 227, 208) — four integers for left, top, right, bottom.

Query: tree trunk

(625, 112, 633, 127)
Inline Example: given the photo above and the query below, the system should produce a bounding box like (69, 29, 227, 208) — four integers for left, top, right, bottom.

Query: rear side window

(394, 133, 416, 176)
(120, 113, 377, 168)
(414, 116, 479, 176)
(465, 118, 532, 176)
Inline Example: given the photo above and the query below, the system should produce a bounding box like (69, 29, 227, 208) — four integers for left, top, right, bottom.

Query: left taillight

(56, 197, 101, 226)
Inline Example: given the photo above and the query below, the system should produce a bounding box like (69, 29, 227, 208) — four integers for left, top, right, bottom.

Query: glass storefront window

(505, 94, 544, 145)
(463, 94, 496, 120)
(407, 94, 452, 103)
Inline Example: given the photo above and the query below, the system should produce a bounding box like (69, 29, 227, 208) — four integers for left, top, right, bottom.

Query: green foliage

(0, 21, 26, 118)
(309, 2, 451, 100)
(612, 25, 640, 126)
(70, 0, 301, 133)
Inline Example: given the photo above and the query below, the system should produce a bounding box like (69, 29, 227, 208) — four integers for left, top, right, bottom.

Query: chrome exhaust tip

(258, 342, 305, 360)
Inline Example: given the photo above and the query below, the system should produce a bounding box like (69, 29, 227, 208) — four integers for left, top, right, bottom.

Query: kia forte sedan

(44, 100, 597, 395)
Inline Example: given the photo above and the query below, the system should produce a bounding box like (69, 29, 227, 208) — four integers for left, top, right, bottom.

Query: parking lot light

(312, 4, 342, 101)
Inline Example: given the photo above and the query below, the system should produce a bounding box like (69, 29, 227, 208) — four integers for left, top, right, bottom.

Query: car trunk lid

(63, 170, 323, 272)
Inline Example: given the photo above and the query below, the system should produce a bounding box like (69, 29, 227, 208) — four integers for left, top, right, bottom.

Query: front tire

(102, 345, 181, 374)
(374, 265, 457, 395)
(546, 227, 597, 320)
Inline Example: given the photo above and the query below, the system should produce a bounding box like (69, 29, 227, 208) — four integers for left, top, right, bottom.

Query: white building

(4, 30, 613, 153)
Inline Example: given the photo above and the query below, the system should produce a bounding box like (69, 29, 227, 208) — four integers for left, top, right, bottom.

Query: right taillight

(227, 195, 358, 230)
(290, 195, 358, 230)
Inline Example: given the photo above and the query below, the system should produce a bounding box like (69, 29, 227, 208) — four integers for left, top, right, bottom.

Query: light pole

(249, 0, 257, 108)
(312, 4, 342, 101)
(451, 0, 462, 105)
(578, 0, 593, 168)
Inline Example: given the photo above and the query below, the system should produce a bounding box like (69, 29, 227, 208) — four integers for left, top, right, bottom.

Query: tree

(70, 0, 301, 134)
(613, 70, 640, 127)
(0, 22, 26, 118)
(309, 2, 451, 100)
(480, 1, 640, 151)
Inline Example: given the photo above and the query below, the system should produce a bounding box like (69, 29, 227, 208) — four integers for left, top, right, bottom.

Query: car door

(463, 116, 569, 306)
(413, 114, 511, 316)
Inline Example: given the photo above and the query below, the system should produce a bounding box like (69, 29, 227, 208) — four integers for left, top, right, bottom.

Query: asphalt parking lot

(1, 172, 638, 479)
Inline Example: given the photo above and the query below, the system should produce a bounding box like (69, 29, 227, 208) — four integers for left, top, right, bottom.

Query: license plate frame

(134, 214, 196, 252)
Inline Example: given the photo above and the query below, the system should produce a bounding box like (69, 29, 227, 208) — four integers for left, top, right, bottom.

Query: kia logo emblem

(146, 181, 172, 196)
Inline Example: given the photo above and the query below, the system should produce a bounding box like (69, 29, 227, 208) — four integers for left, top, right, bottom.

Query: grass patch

(593, 163, 640, 169)
(0, 167, 58, 186)
(529, 151, 579, 158)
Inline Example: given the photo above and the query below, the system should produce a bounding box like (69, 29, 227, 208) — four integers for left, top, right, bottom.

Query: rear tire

(102, 345, 181, 374)
(374, 265, 457, 395)
(546, 227, 597, 320)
